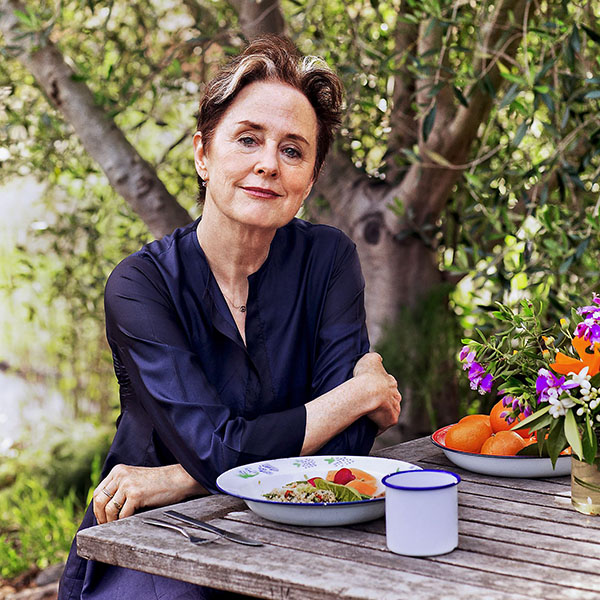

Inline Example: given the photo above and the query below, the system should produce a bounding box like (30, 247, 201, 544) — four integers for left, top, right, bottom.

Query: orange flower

(550, 336, 600, 377)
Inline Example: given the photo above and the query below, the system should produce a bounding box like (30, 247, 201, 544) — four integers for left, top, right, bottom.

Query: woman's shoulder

(282, 218, 355, 253)
(106, 220, 201, 292)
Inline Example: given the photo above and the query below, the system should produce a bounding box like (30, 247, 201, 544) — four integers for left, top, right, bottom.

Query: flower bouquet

(459, 296, 600, 468)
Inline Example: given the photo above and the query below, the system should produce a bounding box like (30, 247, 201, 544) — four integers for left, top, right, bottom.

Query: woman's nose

(254, 145, 278, 177)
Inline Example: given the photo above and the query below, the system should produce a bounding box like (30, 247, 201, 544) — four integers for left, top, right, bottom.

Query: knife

(164, 510, 263, 546)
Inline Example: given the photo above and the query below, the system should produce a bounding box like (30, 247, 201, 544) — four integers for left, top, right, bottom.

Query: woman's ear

(193, 131, 208, 180)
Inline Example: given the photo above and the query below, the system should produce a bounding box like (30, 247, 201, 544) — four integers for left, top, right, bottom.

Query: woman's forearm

(301, 354, 402, 455)
(301, 378, 370, 455)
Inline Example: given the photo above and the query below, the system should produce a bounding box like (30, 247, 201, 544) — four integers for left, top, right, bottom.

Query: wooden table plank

(76, 436, 600, 600)
(78, 513, 530, 600)
(226, 511, 600, 598)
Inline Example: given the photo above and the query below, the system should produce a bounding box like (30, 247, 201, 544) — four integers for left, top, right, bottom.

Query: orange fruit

(445, 418, 493, 454)
(480, 431, 526, 455)
(489, 400, 531, 438)
(459, 414, 491, 428)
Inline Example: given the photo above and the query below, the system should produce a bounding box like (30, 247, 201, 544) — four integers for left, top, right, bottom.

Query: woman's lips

(241, 186, 282, 199)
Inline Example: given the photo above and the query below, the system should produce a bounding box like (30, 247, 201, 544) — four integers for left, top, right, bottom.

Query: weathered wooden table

(77, 437, 600, 599)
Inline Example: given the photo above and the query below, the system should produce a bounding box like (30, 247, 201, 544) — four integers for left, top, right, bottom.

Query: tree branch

(0, 0, 192, 239)
(449, 0, 527, 150)
(228, 0, 285, 39)
(383, 5, 418, 180)
(388, 0, 530, 229)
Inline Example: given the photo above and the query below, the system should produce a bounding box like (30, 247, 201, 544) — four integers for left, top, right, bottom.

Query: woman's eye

(238, 136, 256, 147)
(283, 147, 301, 159)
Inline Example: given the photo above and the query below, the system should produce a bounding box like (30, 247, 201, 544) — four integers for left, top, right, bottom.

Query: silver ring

(113, 499, 123, 511)
(102, 488, 114, 499)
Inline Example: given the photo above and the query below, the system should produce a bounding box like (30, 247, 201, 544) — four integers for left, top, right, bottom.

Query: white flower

(566, 366, 591, 389)
(577, 407, 585, 416)
(590, 400, 599, 410)
(548, 396, 576, 418)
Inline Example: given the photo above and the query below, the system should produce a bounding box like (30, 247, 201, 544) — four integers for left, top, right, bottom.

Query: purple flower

(468, 362, 493, 395)
(576, 294, 600, 317)
(479, 373, 493, 393)
(459, 346, 476, 369)
(575, 320, 600, 344)
(535, 368, 578, 404)
(501, 394, 514, 408)
(523, 405, 533, 418)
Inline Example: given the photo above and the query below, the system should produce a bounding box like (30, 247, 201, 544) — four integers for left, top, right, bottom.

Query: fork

(142, 518, 216, 545)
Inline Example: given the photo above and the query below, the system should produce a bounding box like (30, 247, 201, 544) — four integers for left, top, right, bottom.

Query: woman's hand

(353, 352, 402, 434)
(93, 464, 208, 524)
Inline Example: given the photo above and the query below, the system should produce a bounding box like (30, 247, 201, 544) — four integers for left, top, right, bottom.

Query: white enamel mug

(382, 469, 461, 556)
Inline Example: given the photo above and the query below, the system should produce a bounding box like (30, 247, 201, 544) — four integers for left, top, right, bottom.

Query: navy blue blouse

(59, 217, 376, 600)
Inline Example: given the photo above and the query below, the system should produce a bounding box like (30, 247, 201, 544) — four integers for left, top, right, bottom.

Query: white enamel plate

(216, 455, 420, 526)
(431, 425, 571, 478)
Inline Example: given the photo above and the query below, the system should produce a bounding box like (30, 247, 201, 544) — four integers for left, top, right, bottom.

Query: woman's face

(193, 80, 318, 232)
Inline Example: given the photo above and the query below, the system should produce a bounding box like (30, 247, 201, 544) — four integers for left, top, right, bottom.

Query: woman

(59, 35, 401, 600)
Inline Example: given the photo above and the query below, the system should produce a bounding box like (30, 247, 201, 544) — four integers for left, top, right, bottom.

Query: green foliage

(375, 283, 468, 432)
(0, 421, 112, 501)
(0, 475, 81, 579)
(442, 3, 600, 328)
(0, 423, 107, 579)
(460, 299, 554, 411)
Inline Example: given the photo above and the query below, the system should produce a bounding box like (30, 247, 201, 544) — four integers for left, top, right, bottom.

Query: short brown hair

(195, 35, 344, 199)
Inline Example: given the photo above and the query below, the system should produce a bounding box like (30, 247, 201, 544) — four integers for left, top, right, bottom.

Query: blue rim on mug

(382, 469, 461, 491)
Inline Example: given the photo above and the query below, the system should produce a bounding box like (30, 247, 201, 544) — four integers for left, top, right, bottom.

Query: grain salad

(263, 482, 337, 503)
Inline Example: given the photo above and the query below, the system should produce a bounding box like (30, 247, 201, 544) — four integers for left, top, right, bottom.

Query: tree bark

(228, 0, 286, 39)
(0, 0, 192, 239)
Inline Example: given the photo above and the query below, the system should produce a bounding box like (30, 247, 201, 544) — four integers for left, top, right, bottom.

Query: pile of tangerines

(445, 400, 535, 455)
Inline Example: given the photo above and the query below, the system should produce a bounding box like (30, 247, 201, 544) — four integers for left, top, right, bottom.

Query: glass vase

(571, 457, 600, 515)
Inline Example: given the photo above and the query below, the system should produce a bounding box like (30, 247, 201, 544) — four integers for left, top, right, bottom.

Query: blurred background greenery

(1, 0, 599, 582)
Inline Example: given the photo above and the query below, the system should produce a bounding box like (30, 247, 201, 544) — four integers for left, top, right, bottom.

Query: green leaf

(514, 406, 551, 431)
(314, 479, 362, 502)
(512, 120, 529, 147)
(13, 9, 35, 27)
(547, 418, 568, 466)
(570, 25, 581, 54)
(423, 149, 452, 167)
(422, 103, 436, 143)
(499, 83, 520, 109)
(559, 254, 574, 274)
(582, 414, 598, 464)
(500, 72, 528, 86)
(539, 93, 555, 113)
(564, 409, 583, 460)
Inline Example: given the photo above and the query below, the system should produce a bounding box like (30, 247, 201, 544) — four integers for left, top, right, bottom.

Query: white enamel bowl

(216, 455, 421, 526)
(431, 425, 571, 478)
